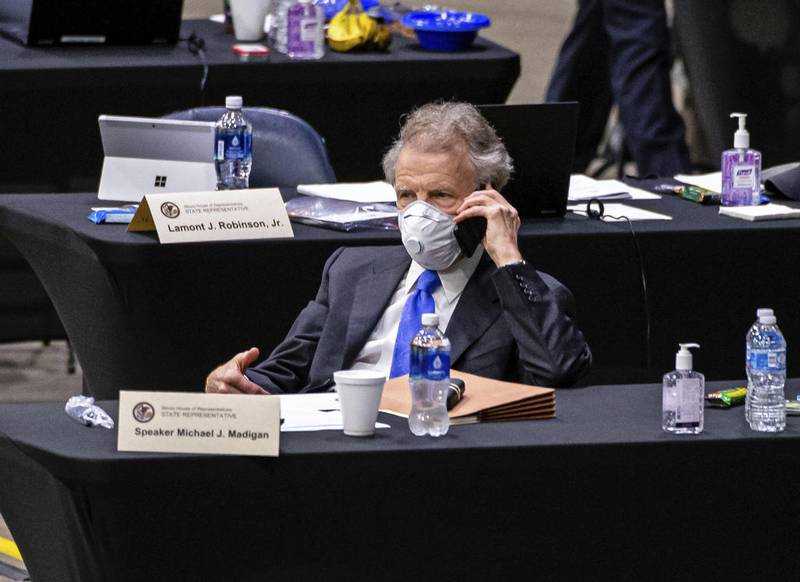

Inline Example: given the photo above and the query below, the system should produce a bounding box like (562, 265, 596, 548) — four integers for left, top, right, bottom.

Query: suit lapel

(341, 246, 411, 368)
(447, 254, 502, 363)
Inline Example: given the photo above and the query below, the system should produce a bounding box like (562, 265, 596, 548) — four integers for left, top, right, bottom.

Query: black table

(0, 19, 519, 190)
(2, 191, 800, 396)
(1, 380, 799, 581)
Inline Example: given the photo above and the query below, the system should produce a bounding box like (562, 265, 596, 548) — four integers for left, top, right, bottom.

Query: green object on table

(705, 386, 746, 407)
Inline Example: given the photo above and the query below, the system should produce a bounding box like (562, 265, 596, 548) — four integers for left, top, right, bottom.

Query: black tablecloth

(1, 380, 799, 581)
(0, 19, 519, 190)
(2, 191, 800, 396)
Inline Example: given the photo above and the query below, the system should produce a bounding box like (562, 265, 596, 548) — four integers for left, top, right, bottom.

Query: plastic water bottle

(408, 312, 450, 437)
(214, 96, 252, 190)
(745, 308, 772, 423)
(286, 0, 325, 60)
(746, 308, 786, 432)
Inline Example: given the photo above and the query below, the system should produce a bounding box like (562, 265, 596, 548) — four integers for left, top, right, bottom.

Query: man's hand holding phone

(455, 184, 524, 268)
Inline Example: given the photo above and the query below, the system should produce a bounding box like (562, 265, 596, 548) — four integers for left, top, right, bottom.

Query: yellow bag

(327, 0, 391, 52)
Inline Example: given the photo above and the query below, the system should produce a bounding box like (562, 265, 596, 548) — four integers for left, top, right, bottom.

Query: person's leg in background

(545, 0, 614, 173)
(603, 0, 691, 176)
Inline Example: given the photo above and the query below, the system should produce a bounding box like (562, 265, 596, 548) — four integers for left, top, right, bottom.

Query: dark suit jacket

(246, 245, 592, 392)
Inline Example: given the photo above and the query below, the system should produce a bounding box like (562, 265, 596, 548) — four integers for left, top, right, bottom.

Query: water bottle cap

(225, 95, 243, 109)
(421, 312, 439, 327)
(760, 315, 777, 324)
(756, 308, 774, 318)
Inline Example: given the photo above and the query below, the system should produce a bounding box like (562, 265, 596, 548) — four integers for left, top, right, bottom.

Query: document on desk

(297, 181, 397, 203)
(279, 393, 390, 432)
(568, 175, 661, 201)
(568, 203, 672, 221)
(718, 203, 800, 221)
(675, 172, 722, 193)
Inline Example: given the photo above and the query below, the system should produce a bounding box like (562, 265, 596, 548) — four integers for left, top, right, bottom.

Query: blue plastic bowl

(402, 11, 491, 51)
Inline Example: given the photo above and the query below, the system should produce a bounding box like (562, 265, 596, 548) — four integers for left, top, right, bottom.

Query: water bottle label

(215, 131, 252, 161)
(410, 350, 450, 381)
(749, 350, 786, 372)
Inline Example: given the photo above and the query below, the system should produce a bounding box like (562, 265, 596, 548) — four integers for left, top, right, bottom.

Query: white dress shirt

(349, 247, 485, 378)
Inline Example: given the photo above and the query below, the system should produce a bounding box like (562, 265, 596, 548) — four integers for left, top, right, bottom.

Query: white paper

(718, 203, 800, 222)
(568, 203, 672, 221)
(568, 175, 660, 201)
(278, 393, 390, 432)
(675, 172, 722, 193)
(297, 181, 397, 204)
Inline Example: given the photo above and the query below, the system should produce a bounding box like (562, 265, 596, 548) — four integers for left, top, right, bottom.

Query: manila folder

(380, 369, 555, 424)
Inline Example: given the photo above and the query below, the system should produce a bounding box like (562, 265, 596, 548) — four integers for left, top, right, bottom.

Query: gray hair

(382, 101, 513, 190)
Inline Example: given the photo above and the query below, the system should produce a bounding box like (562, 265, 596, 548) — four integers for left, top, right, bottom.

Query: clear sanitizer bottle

(721, 112, 762, 206)
(662, 343, 704, 434)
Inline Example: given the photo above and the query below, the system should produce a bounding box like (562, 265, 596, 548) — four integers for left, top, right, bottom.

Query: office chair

(163, 106, 336, 187)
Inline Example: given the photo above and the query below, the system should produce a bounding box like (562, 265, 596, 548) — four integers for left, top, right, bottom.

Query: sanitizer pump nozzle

(730, 112, 749, 149)
(676, 343, 700, 371)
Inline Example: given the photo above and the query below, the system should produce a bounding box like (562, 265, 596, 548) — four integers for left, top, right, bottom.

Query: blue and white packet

(88, 206, 138, 224)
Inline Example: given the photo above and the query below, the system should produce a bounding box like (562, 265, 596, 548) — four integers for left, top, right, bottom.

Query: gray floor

(0, 2, 578, 579)
(0, 342, 79, 581)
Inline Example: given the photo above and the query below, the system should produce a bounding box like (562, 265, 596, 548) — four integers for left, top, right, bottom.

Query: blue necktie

(389, 270, 442, 378)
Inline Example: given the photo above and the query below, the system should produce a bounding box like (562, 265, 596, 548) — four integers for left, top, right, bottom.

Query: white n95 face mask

(398, 201, 462, 271)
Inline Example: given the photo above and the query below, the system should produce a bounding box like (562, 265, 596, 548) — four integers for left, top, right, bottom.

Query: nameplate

(117, 391, 280, 457)
(127, 189, 294, 244)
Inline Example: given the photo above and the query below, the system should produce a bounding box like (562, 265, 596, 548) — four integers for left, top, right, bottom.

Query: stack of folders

(380, 370, 555, 425)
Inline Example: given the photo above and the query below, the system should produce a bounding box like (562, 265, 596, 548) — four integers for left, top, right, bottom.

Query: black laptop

(478, 102, 578, 218)
(0, 0, 184, 46)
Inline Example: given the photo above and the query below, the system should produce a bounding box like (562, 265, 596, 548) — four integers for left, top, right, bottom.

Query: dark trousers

(546, 0, 691, 177)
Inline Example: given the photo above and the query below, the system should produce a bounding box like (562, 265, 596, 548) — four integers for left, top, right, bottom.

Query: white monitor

(97, 115, 217, 202)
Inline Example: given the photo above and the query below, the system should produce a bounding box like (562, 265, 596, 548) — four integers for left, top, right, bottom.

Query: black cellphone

(454, 216, 487, 258)
(454, 183, 488, 258)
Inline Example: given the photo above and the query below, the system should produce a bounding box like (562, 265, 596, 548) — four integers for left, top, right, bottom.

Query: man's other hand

(205, 347, 269, 394)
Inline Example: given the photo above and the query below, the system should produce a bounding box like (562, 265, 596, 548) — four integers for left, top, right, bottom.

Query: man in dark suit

(546, 0, 691, 177)
(205, 102, 592, 394)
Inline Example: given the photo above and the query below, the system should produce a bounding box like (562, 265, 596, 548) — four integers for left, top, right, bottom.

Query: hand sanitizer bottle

(721, 113, 762, 207)
(286, 0, 325, 60)
(662, 343, 704, 434)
